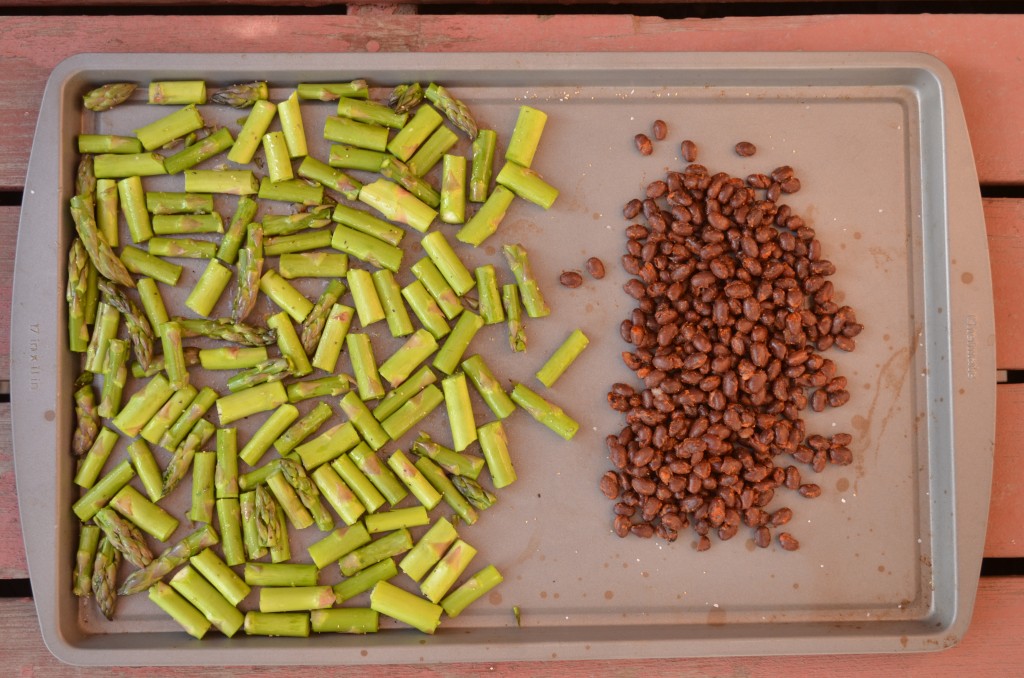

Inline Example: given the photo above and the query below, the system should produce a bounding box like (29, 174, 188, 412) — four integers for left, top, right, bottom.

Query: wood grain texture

(0, 14, 1023, 189)
(987, 198, 1024, 370)
(0, 207, 13, 387)
(0, 404, 16, 580)
(2, 577, 1024, 673)
(986, 383, 1024, 557)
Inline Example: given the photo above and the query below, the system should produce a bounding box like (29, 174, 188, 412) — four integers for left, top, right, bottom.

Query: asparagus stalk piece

(74, 426, 118, 489)
(77, 154, 96, 197)
(95, 154, 166, 179)
(462, 354, 515, 419)
(169, 565, 244, 638)
(269, 493, 291, 564)
(92, 536, 121, 620)
(149, 582, 211, 639)
(121, 246, 182, 285)
(163, 127, 235, 174)
(136, 278, 169, 340)
(119, 524, 219, 596)
(378, 329, 439, 388)
(510, 383, 580, 440)
(72, 459, 135, 522)
(331, 203, 404, 246)
(244, 562, 319, 587)
(159, 386, 217, 451)
(261, 271, 314, 323)
(94, 506, 154, 568)
(232, 222, 264, 322)
(84, 301, 119, 372)
(331, 453, 386, 514)
(379, 155, 441, 208)
(330, 224, 404, 273)
(420, 538, 477, 604)
(329, 144, 386, 172)
(477, 420, 516, 489)
(162, 419, 215, 498)
(506, 105, 548, 167)
(307, 523, 372, 570)
(146, 192, 214, 215)
(323, 115, 388, 152)
(226, 357, 291, 393)
(416, 456, 479, 526)
(264, 229, 333, 255)
(262, 131, 294, 184)
(184, 258, 232, 316)
(148, 237, 217, 259)
(399, 517, 458, 582)
(184, 169, 259, 195)
(83, 82, 137, 111)
(298, 278, 346, 355)
(266, 470, 314, 530)
(97, 338, 128, 418)
(210, 81, 268, 108)
(159, 320, 190, 390)
(287, 374, 352, 403)
(199, 346, 268, 370)
(297, 155, 361, 200)
(370, 580, 441, 634)
(503, 243, 550, 318)
(310, 608, 379, 634)
(216, 497, 245, 566)
(410, 432, 485, 480)
(188, 451, 216, 523)
(96, 179, 119, 246)
(311, 463, 367, 527)
(337, 97, 408, 129)
(71, 193, 135, 288)
(387, 104, 444, 161)
(72, 382, 100, 456)
(346, 270, 384, 330)
(496, 161, 559, 209)
(358, 178, 437, 233)
(349, 444, 408, 507)
(262, 205, 332, 236)
(254, 484, 282, 550)
(311, 304, 355, 374)
(401, 280, 450, 340)
(442, 372, 477, 452)
(380, 382, 445, 440)
(228, 99, 276, 164)
(502, 283, 526, 352)
(440, 154, 467, 224)
(440, 564, 504, 617)
(387, 450, 442, 510)
(297, 80, 368, 101)
(433, 311, 484, 375)
(411, 257, 463, 320)
(67, 239, 91, 352)
(457, 185, 515, 247)
(73, 524, 102, 597)
(348, 333, 386, 401)
(148, 81, 206, 105)
(294, 420, 360, 470)
(260, 585, 335, 613)
(111, 374, 175, 438)
(110, 484, 179, 541)
(190, 548, 250, 606)
(469, 129, 497, 203)
(135, 104, 205, 151)
(277, 90, 308, 157)
(388, 82, 424, 114)
(240, 490, 268, 561)
(269, 311, 313, 377)
(339, 528, 414, 577)
(333, 559, 397, 604)
(339, 392, 389, 452)
(536, 328, 590, 387)
(277, 458, 335, 532)
(127, 438, 165, 502)
(422, 231, 475, 296)
(238, 403, 299, 466)
(364, 506, 430, 534)
(99, 278, 155, 371)
(216, 380, 288, 425)
(407, 125, 458, 178)
(243, 612, 310, 637)
(372, 268, 414, 338)
(176, 317, 276, 345)
(424, 83, 478, 138)
(218, 196, 259, 265)
(79, 134, 143, 154)
(274, 402, 332, 456)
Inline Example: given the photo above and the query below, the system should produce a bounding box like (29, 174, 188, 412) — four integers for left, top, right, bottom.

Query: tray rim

(9, 50, 995, 665)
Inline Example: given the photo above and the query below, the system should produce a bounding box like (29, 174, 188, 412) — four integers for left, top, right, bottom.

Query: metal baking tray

(11, 52, 994, 665)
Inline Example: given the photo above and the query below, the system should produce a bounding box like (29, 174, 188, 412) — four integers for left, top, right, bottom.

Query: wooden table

(2, 6, 1023, 674)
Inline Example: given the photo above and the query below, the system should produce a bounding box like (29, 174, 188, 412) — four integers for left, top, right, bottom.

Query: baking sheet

(10, 52, 994, 664)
